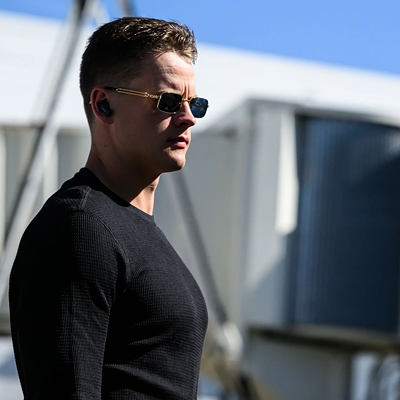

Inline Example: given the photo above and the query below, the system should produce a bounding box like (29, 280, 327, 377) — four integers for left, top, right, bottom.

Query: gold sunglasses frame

(106, 87, 209, 116)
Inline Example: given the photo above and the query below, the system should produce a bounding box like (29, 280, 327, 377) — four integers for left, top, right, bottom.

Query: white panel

(43, 142, 59, 198)
(57, 130, 91, 185)
(275, 110, 298, 235)
(0, 130, 5, 255)
(4, 129, 37, 226)
(33, 137, 59, 217)
(242, 104, 290, 327)
(245, 336, 350, 400)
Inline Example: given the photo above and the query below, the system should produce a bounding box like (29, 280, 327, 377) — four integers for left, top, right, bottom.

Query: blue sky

(1, 0, 399, 76)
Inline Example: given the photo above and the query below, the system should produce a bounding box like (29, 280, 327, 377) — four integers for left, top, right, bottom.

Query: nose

(173, 101, 196, 127)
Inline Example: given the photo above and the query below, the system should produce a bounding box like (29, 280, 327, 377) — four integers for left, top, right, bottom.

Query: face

(107, 52, 197, 179)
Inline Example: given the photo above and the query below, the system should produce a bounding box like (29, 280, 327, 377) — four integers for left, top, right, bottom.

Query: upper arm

(9, 211, 127, 399)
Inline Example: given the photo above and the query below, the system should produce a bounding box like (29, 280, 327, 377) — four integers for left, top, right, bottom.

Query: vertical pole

(0, 0, 93, 313)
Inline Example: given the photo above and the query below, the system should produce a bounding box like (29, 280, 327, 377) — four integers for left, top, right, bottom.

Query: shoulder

(21, 206, 129, 265)
(11, 208, 130, 300)
(15, 170, 131, 276)
(26, 168, 128, 242)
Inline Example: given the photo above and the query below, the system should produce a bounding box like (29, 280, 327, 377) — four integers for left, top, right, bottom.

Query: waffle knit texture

(9, 168, 208, 400)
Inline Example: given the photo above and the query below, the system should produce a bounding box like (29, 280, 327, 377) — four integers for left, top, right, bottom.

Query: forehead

(130, 52, 195, 90)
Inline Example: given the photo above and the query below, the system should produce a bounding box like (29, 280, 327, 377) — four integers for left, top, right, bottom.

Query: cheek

(115, 108, 172, 143)
(152, 117, 173, 136)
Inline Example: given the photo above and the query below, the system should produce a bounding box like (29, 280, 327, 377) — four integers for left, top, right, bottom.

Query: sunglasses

(105, 86, 209, 118)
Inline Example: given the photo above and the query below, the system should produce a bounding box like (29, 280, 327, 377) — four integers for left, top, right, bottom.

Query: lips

(167, 135, 189, 148)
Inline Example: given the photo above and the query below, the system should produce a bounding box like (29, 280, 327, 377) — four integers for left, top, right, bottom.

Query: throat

(130, 184, 158, 215)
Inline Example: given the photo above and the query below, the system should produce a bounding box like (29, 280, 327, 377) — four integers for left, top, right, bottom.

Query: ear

(90, 87, 113, 124)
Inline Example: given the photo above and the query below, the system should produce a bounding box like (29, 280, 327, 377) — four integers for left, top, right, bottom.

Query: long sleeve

(9, 210, 128, 400)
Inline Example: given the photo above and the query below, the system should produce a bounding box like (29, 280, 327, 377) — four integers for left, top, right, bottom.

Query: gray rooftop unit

(292, 116, 400, 336)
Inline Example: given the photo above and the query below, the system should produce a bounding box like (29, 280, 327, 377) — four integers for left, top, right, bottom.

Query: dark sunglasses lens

(158, 93, 182, 113)
(190, 98, 208, 118)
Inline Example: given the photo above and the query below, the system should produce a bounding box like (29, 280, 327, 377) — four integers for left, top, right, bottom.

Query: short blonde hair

(79, 17, 197, 125)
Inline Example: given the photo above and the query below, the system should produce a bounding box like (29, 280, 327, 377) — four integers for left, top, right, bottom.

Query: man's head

(80, 17, 198, 126)
(82, 17, 205, 184)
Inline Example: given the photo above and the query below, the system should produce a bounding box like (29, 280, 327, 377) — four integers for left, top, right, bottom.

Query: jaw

(163, 147, 187, 171)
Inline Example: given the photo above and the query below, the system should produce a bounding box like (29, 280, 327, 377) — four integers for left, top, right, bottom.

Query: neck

(85, 151, 159, 215)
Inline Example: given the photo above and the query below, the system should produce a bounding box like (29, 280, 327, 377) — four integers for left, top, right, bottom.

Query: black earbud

(97, 99, 112, 116)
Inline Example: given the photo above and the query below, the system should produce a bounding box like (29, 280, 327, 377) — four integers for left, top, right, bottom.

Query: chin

(170, 153, 187, 171)
(161, 149, 187, 171)
(158, 158, 186, 175)
(177, 157, 186, 168)
(171, 160, 186, 172)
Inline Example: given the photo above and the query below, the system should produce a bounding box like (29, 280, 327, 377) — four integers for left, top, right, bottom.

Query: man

(9, 17, 209, 399)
